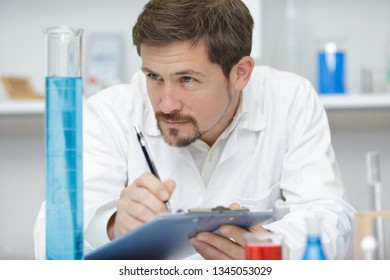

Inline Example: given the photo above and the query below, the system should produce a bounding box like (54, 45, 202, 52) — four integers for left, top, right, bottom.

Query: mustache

(155, 112, 196, 124)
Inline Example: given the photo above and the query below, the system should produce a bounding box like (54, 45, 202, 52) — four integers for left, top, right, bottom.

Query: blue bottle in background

(44, 27, 84, 260)
(318, 42, 346, 94)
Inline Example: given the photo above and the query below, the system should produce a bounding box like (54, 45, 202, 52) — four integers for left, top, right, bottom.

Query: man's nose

(159, 84, 183, 114)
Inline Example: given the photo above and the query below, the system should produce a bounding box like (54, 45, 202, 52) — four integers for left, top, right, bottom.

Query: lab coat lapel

(170, 146, 206, 187)
(217, 88, 267, 166)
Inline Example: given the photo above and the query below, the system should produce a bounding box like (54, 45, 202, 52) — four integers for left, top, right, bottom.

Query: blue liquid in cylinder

(45, 77, 83, 260)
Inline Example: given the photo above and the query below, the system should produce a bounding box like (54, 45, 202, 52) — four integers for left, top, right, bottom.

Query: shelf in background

(0, 99, 44, 116)
(320, 93, 390, 110)
(1, 93, 390, 116)
(319, 93, 390, 130)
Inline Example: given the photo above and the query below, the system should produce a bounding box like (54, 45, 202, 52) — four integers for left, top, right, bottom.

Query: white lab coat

(34, 66, 355, 259)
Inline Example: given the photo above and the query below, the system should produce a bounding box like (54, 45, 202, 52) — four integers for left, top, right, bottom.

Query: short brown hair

(132, 0, 254, 78)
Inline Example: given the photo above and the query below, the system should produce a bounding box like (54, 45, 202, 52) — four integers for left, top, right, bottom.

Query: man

(34, 0, 354, 259)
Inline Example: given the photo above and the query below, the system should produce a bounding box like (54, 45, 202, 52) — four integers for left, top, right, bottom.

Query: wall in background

(0, 117, 44, 259)
(262, 0, 390, 93)
(0, 0, 148, 93)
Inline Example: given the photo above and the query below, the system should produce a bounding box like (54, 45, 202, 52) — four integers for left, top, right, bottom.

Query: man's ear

(231, 56, 254, 91)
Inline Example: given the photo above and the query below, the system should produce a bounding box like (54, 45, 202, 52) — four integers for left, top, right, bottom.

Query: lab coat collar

(238, 84, 267, 132)
(144, 97, 160, 136)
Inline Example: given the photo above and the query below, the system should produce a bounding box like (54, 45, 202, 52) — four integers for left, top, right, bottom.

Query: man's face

(140, 40, 240, 147)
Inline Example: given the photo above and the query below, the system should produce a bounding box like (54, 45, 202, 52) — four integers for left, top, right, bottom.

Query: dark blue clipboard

(85, 208, 273, 260)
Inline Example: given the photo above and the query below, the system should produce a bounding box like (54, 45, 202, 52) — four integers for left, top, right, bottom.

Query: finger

(117, 196, 156, 223)
(114, 193, 155, 238)
(162, 179, 176, 211)
(135, 173, 171, 203)
(191, 232, 245, 260)
(219, 224, 270, 247)
(190, 234, 233, 260)
(127, 185, 167, 213)
(220, 225, 249, 247)
(249, 225, 271, 233)
(124, 175, 168, 214)
(114, 193, 159, 239)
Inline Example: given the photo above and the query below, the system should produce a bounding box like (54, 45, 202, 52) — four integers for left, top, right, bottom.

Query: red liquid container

(245, 244, 282, 260)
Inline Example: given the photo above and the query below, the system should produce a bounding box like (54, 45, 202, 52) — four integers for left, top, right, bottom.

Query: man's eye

(148, 73, 161, 81)
(181, 76, 194, 83)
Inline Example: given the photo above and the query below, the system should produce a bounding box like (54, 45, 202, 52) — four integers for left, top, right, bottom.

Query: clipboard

(85, 207, 273, 260)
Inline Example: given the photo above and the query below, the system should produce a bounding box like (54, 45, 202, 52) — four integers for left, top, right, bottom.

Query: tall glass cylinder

(44, 26, 84, 260)
(366, 152, 386, 259)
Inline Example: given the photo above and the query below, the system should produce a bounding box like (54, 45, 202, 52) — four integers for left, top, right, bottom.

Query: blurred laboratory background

(0, 0, 389, 259)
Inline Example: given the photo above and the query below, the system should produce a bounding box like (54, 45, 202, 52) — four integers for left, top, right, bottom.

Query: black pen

(134, 125, 172, 212)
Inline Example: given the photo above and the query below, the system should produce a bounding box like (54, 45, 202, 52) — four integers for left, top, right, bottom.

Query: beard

(155, 112, 206, 147)
(155, 84, 235, 148)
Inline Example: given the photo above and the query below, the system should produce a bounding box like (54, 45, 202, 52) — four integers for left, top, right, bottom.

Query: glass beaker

(44, 26, 84, 260)
(244, 232, 283, 260)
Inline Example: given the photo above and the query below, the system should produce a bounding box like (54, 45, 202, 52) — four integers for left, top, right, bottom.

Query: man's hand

(107, 172, 176, 240)
(189, 224, 270, 260)
(189, 203, 270, 260)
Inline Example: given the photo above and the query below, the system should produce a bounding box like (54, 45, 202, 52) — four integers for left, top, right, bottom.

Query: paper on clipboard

(85, 208, 273, 260)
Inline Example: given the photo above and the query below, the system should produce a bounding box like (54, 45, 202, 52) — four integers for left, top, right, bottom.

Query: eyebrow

(141, 67, 207, 78)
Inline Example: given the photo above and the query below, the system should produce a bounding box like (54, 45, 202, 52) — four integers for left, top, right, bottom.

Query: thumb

(163, 179, 176, 195)
(229, 202, 241, 209)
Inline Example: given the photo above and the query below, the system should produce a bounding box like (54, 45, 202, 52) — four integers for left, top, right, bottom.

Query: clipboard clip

(187, 206, 250, 214)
